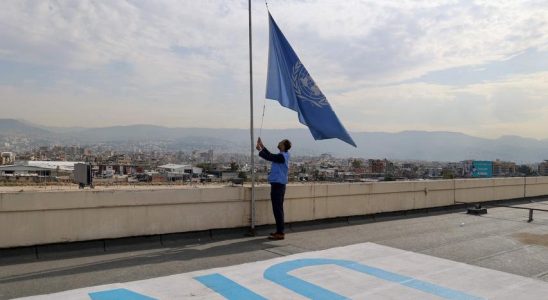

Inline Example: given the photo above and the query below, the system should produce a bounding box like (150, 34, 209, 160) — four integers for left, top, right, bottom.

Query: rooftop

(1, 198, 547, 299)
(157, 164, 192, 169)
(26, 161, 83, 171)
(0, 165, 51, 172)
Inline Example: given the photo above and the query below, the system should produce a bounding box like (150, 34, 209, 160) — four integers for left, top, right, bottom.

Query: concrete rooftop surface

(1, 199, 548, 299)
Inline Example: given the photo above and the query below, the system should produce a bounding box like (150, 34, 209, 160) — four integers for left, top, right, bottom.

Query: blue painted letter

(89, 288, 156, 300)
(194, 273, 266, 300)
(264, 258, 482, 300)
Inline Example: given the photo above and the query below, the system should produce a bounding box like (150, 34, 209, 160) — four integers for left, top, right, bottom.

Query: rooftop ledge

(1, 177, 548, 248)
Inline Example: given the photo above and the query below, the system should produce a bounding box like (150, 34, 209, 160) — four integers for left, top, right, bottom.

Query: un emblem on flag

(292, 61, 329, 108)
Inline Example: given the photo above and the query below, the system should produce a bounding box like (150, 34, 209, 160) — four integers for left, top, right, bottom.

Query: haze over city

(1, 0, 547, 139)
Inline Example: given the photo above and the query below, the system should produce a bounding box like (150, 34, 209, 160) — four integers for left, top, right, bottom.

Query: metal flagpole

(248, 0, 256, 235)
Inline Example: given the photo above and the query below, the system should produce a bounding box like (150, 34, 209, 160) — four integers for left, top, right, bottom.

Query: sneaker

(268, 233, 285, 240)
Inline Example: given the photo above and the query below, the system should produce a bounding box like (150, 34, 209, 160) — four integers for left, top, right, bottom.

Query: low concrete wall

(1, 177, 548, 248)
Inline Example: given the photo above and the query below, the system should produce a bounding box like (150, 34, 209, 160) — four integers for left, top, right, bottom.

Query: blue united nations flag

(265, 13, 356, 147)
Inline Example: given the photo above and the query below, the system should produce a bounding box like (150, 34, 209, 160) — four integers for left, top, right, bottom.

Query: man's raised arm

(259, 147, 285, 163)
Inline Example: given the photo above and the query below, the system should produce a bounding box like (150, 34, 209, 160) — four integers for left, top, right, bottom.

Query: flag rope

(259, 0, 269, 139)
(259, 100, 266, 138)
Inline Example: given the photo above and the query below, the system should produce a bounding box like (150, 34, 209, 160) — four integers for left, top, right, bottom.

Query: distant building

(0, 165, 51, 177)
(368, 159, 386, 174)
(539, 161, 548, 176)
(492, 160, 517, 177)
(26, 161, 82, 172)
(201, 150, 214, 163)
(424, 167, 443, 178)
(466, 160, 517, 178)
(158, 164, 202, 181)
(1, 152, 15, 165)
(315, 167, 340, 181)
(319, 153, 333, 161)
(97, 164, 140, 177)
(0, 165, 54, 183)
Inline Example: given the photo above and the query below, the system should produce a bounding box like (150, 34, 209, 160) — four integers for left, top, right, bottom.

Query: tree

(351, 159, 363, 169)
(442, 169, 455, 179)
(237, 171, 247, 180)
(196, 163, 212, 172)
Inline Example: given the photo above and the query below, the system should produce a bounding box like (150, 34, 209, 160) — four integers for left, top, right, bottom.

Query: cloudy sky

(1, 0, 547, 138)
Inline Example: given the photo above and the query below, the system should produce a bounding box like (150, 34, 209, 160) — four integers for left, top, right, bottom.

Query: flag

(265, 13, 357, 147)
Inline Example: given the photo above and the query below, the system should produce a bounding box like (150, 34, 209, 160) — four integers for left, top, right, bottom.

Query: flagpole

(248, 0, 257, 235)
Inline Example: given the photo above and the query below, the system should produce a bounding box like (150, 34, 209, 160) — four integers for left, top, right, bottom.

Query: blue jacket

(259, 148, 290, 184)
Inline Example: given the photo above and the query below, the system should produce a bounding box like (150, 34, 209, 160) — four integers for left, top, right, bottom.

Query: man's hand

(256, 137, 264, 151)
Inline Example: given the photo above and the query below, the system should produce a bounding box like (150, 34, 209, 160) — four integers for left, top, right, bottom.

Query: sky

(0, 0, 547, 139)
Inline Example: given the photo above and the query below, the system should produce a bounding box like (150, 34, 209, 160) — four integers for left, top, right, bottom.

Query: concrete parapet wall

(2, 177, 548, 248)
(524, 176, 548, 197)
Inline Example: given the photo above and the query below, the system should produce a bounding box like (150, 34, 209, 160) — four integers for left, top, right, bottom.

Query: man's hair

(282, 139, 292, 151)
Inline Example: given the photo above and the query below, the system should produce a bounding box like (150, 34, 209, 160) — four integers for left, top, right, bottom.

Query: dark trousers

(270, 183, 286, 233)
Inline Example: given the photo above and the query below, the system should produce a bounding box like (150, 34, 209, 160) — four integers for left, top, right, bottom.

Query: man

(256, 137, 291, 240)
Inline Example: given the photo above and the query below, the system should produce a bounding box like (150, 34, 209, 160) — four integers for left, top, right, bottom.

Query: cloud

(338, 71, 548, 138)
(267, 0, 548, 85)
(0, 0, 547, 139)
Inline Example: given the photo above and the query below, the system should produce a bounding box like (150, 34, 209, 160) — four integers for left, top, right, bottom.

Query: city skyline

(4, 118, 548, 163)
(1, 1, 547, 139)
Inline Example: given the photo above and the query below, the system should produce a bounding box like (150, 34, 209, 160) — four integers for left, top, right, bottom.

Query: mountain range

(1, 119, 547, 163)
